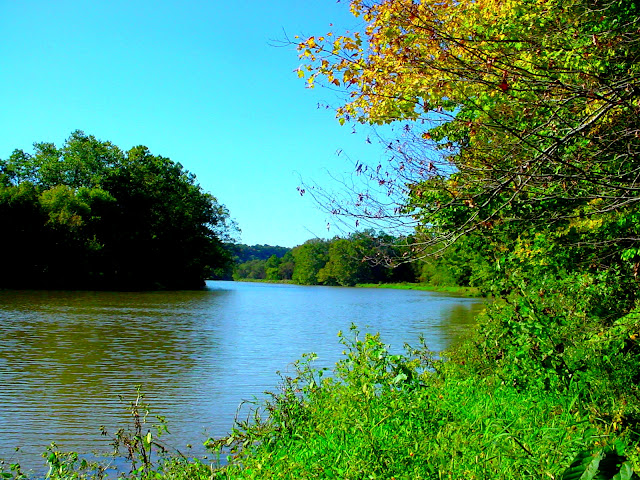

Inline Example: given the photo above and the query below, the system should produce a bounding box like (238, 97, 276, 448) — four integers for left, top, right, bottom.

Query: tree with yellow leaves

(297, 0, 640, 258)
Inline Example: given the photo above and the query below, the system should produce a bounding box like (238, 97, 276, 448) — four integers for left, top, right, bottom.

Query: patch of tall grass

(212, 325, 638, 479)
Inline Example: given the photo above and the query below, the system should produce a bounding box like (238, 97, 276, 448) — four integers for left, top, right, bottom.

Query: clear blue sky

(0, 0, 391, 248)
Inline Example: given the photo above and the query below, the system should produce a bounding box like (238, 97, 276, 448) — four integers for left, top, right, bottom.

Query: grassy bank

(231, 279, 482, 297)
(356, 282, 482, 297)
(230, 278, 295, 285)
(3, 299, 639, 479)
(204, 315, 640, 479)
(7, 311, 637, 480)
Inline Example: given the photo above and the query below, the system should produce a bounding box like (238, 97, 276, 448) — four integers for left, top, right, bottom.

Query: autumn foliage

(296, 0, 639, 254)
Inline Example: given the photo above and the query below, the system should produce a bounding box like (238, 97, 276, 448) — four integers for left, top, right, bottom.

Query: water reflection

(430, 301, 486, 346)
(0, 282, 484, 473)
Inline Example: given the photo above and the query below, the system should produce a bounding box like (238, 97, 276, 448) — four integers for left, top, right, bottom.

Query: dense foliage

(232, 231, 416, 286)
(0, 131, 234, 290)
(229, 244, 293, 281)
(3, 0, 640, 477)
(297, 0, 639, 250)
(227, 244, 291, 265)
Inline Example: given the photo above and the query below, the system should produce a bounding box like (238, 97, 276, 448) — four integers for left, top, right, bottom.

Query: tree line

(226, 243, 291, 265)
(1, 131, 234, 290)
(231, 231, 491, 288)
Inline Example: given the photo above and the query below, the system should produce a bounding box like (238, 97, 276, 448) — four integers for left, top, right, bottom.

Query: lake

(0, 280, 484, 473)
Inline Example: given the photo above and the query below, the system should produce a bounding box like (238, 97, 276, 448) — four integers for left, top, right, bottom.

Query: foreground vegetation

(212, 318, 640, 479)
(3, 311, 638, 479)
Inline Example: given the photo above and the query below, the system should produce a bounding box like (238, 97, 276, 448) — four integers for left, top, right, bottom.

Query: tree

(230, 245, 293, 281)
(292, 239, 330, 285)
(234, 259, 267, 280)
(100, 145, 233, 289)
(0, 182, 46, 286)
(265, 254, 281, 280)
(296, 0, 640, 265)
(227, 244, 291, 264)
(0, 131, 234, 289)
(278, 251, 295, 280)
(318, 238, 374, 286)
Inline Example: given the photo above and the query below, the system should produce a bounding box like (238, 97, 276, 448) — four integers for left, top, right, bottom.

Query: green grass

(356, 282, 483, 297)
(207, 328, 639, 480)
(231, 278, 295, 285)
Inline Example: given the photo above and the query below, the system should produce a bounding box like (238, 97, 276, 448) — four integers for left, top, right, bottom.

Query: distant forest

(226, 244, 291, 264)
(229, 231, 489, 290)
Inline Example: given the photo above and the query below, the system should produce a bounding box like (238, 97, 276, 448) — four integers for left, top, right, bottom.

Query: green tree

(297, 0, 640, 271)
(98, 145, 233, 289)
(228, 244, 291, 264)
(292, 239, 330, 285)
(234, 259, 267, 280)
(265, 254, 281, 280)
(0, 182, 46, 286)
(0, 131, 233, 289)
(415, 234, 493, 289)
(278, 251, 295, 280)
(318, 238, 373, 286)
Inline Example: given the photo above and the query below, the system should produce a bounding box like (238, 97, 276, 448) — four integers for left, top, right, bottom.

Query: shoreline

(231, 278, 483, 297)
(355, 282, 483, 297)
(230, 278, 295, 284)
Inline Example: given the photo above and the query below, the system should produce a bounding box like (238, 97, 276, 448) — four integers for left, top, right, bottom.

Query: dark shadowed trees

(0, 131, 233, 289)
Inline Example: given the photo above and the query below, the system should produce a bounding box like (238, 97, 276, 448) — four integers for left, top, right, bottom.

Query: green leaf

(612, 462, 635, 480)
(392, 372, 408, 384)
(561, 450, 603, 480)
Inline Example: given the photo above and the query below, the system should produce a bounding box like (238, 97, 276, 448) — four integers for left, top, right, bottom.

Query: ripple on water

(0, 282, 484, 474)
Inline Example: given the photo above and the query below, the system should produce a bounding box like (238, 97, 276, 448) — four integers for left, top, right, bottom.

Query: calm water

(0, 281, 484, 473)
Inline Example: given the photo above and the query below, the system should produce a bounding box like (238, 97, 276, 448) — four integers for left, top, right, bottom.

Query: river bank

(356, 282, 483, 297)
(232, 279, 483, 297)
(231, 278, 295, 284)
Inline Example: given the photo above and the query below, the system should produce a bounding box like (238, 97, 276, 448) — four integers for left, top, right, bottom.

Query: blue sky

(0, 0, 393, 248)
